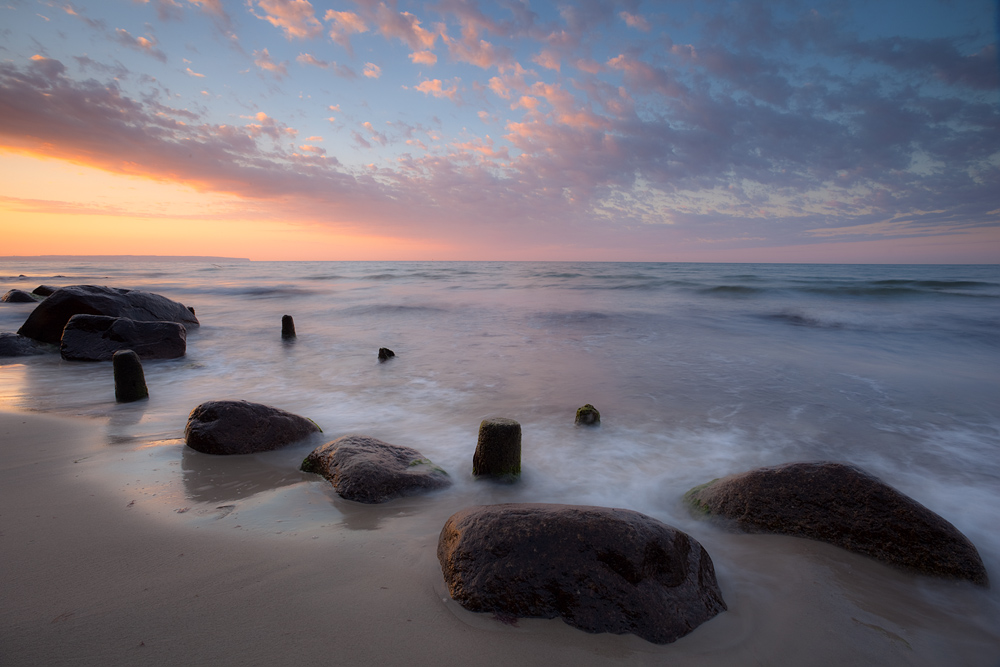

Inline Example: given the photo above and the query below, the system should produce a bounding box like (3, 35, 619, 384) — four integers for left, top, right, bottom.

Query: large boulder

(438, 503, 727, 644)
(60, 314, 187, 361)
(0, 332, 50, 357)
(17, 285, 199, 344)
(1, 289, 39, 303)
(302, 435, 451, 504)
(685, 461, 989, 586)
(185, 400, 321, 455)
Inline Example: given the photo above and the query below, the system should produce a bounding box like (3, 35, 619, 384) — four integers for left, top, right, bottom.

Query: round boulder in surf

(301, 435, 450, 504)
(438, 503, 727, 644)
(685, 461, 989, 586)
(185, 400, 321, 455)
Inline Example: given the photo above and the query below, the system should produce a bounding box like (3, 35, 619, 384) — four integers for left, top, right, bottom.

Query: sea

(2, 259, 998, 657)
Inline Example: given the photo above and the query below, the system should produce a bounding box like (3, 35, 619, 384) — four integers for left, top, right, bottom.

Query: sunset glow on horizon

(1, 0, 998, 262)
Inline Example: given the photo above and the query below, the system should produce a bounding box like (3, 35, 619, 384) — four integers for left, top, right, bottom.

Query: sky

(0, 0, 998, 262)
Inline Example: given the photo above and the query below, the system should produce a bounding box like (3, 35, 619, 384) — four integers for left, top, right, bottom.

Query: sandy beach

(3, 408, 998, 666)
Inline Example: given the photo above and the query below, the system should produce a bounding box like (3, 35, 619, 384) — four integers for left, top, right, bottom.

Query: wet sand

(2, 409, 998, 666)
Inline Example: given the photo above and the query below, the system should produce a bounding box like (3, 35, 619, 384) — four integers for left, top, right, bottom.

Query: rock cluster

(18, 284, 199, 345)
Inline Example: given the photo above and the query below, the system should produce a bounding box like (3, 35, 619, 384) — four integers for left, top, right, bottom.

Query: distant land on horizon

(1, 255, 251, 263)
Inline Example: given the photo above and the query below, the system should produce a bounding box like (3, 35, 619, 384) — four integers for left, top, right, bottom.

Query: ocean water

(2, 260, 999, 655)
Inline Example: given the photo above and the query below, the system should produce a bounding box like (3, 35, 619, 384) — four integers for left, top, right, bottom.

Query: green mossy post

(113, 349, 148, 403)
(575, 403, 601, 426)
(281, 314, 296, 339)
(473, 417, 521, 479)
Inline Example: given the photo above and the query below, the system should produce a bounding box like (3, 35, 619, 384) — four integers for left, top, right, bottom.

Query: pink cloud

(409, 50, 438, 65)
(253, 48, 288, 78)
(414, 78, 460, 101)
(620, 11, 650, 32)
(606, 54, 687, 98)
(325, 10, 368, 52)
(375, 4, 437, 51)
(442, 23, 512, 69)
(252, 0, 322, 40)
(532, 50, 561, 72)
(363, 62, 381, 79)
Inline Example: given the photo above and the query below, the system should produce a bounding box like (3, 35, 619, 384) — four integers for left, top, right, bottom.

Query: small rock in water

(0, 332, 49, 357)
(113, 350, 149, 403)
(378, 347, 395, 361)
(473, 417, 521, 479)
(1, 289, 38, 303)
(32, 285, 58, 297)
(575, 403, 601, 426)
(281, 314, 296, 339)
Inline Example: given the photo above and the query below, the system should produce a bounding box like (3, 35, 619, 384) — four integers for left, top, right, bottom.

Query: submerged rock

(473, 417, 521, 479)
(685, 461, 989, 586)
(575, 403, 601, 426)
(438, 503, 727, 644)
(32, 285, 58, 297)
(302, 434, 451, 504)
(0, 332, 50, 357)
(113, 350, 148, 403)
(185, 400, 320, 455)
(60, 314, 187, 361)
(17, 284, 199, 344)
(1, 289, 38, 303)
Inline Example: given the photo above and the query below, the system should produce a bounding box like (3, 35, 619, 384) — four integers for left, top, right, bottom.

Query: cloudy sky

(1, 0, 997, 261)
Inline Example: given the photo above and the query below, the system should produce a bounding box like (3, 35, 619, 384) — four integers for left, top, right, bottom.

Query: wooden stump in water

(473, 418, 521, 479)
(113, 350, 148, 403)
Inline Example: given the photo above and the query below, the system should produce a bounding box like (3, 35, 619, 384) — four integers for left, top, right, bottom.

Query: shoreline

(3, 409, 999, 665)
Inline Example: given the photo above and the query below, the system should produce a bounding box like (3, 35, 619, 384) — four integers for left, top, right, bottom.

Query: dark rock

(0, 332, 49, 357)
(113, 350, 148, 403)
(1, 289, 39, 303)
(32, 285, 58, 297)
(302, 434, 451, 504)
(17, 284, 199, 344)
(685, 461, 989, 586)
(438, 503, 727, 644)
(281, 314, 296, 339)
(473, 417, 520, 478)
(187, 306, 195, 316)
(60, 314, 186, 361)
(575, 403, 601, 426)
(378, 347, 395, 361)
(185, 400, 321, 455)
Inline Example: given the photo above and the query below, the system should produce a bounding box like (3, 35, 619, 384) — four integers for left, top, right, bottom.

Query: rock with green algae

(575, 404, 601, 426)
(472, 417, 521, 479)
(684, 461, 989, 586)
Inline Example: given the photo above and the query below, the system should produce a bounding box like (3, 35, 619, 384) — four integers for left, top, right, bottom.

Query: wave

(704, 285, 764, 295)
(763, 311, 843, 328)
(337, 304, 451, 316)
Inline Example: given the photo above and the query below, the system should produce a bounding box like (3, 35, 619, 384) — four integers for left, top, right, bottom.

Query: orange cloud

(409, 50, 437, 65)
(252, 0, 323, 39)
